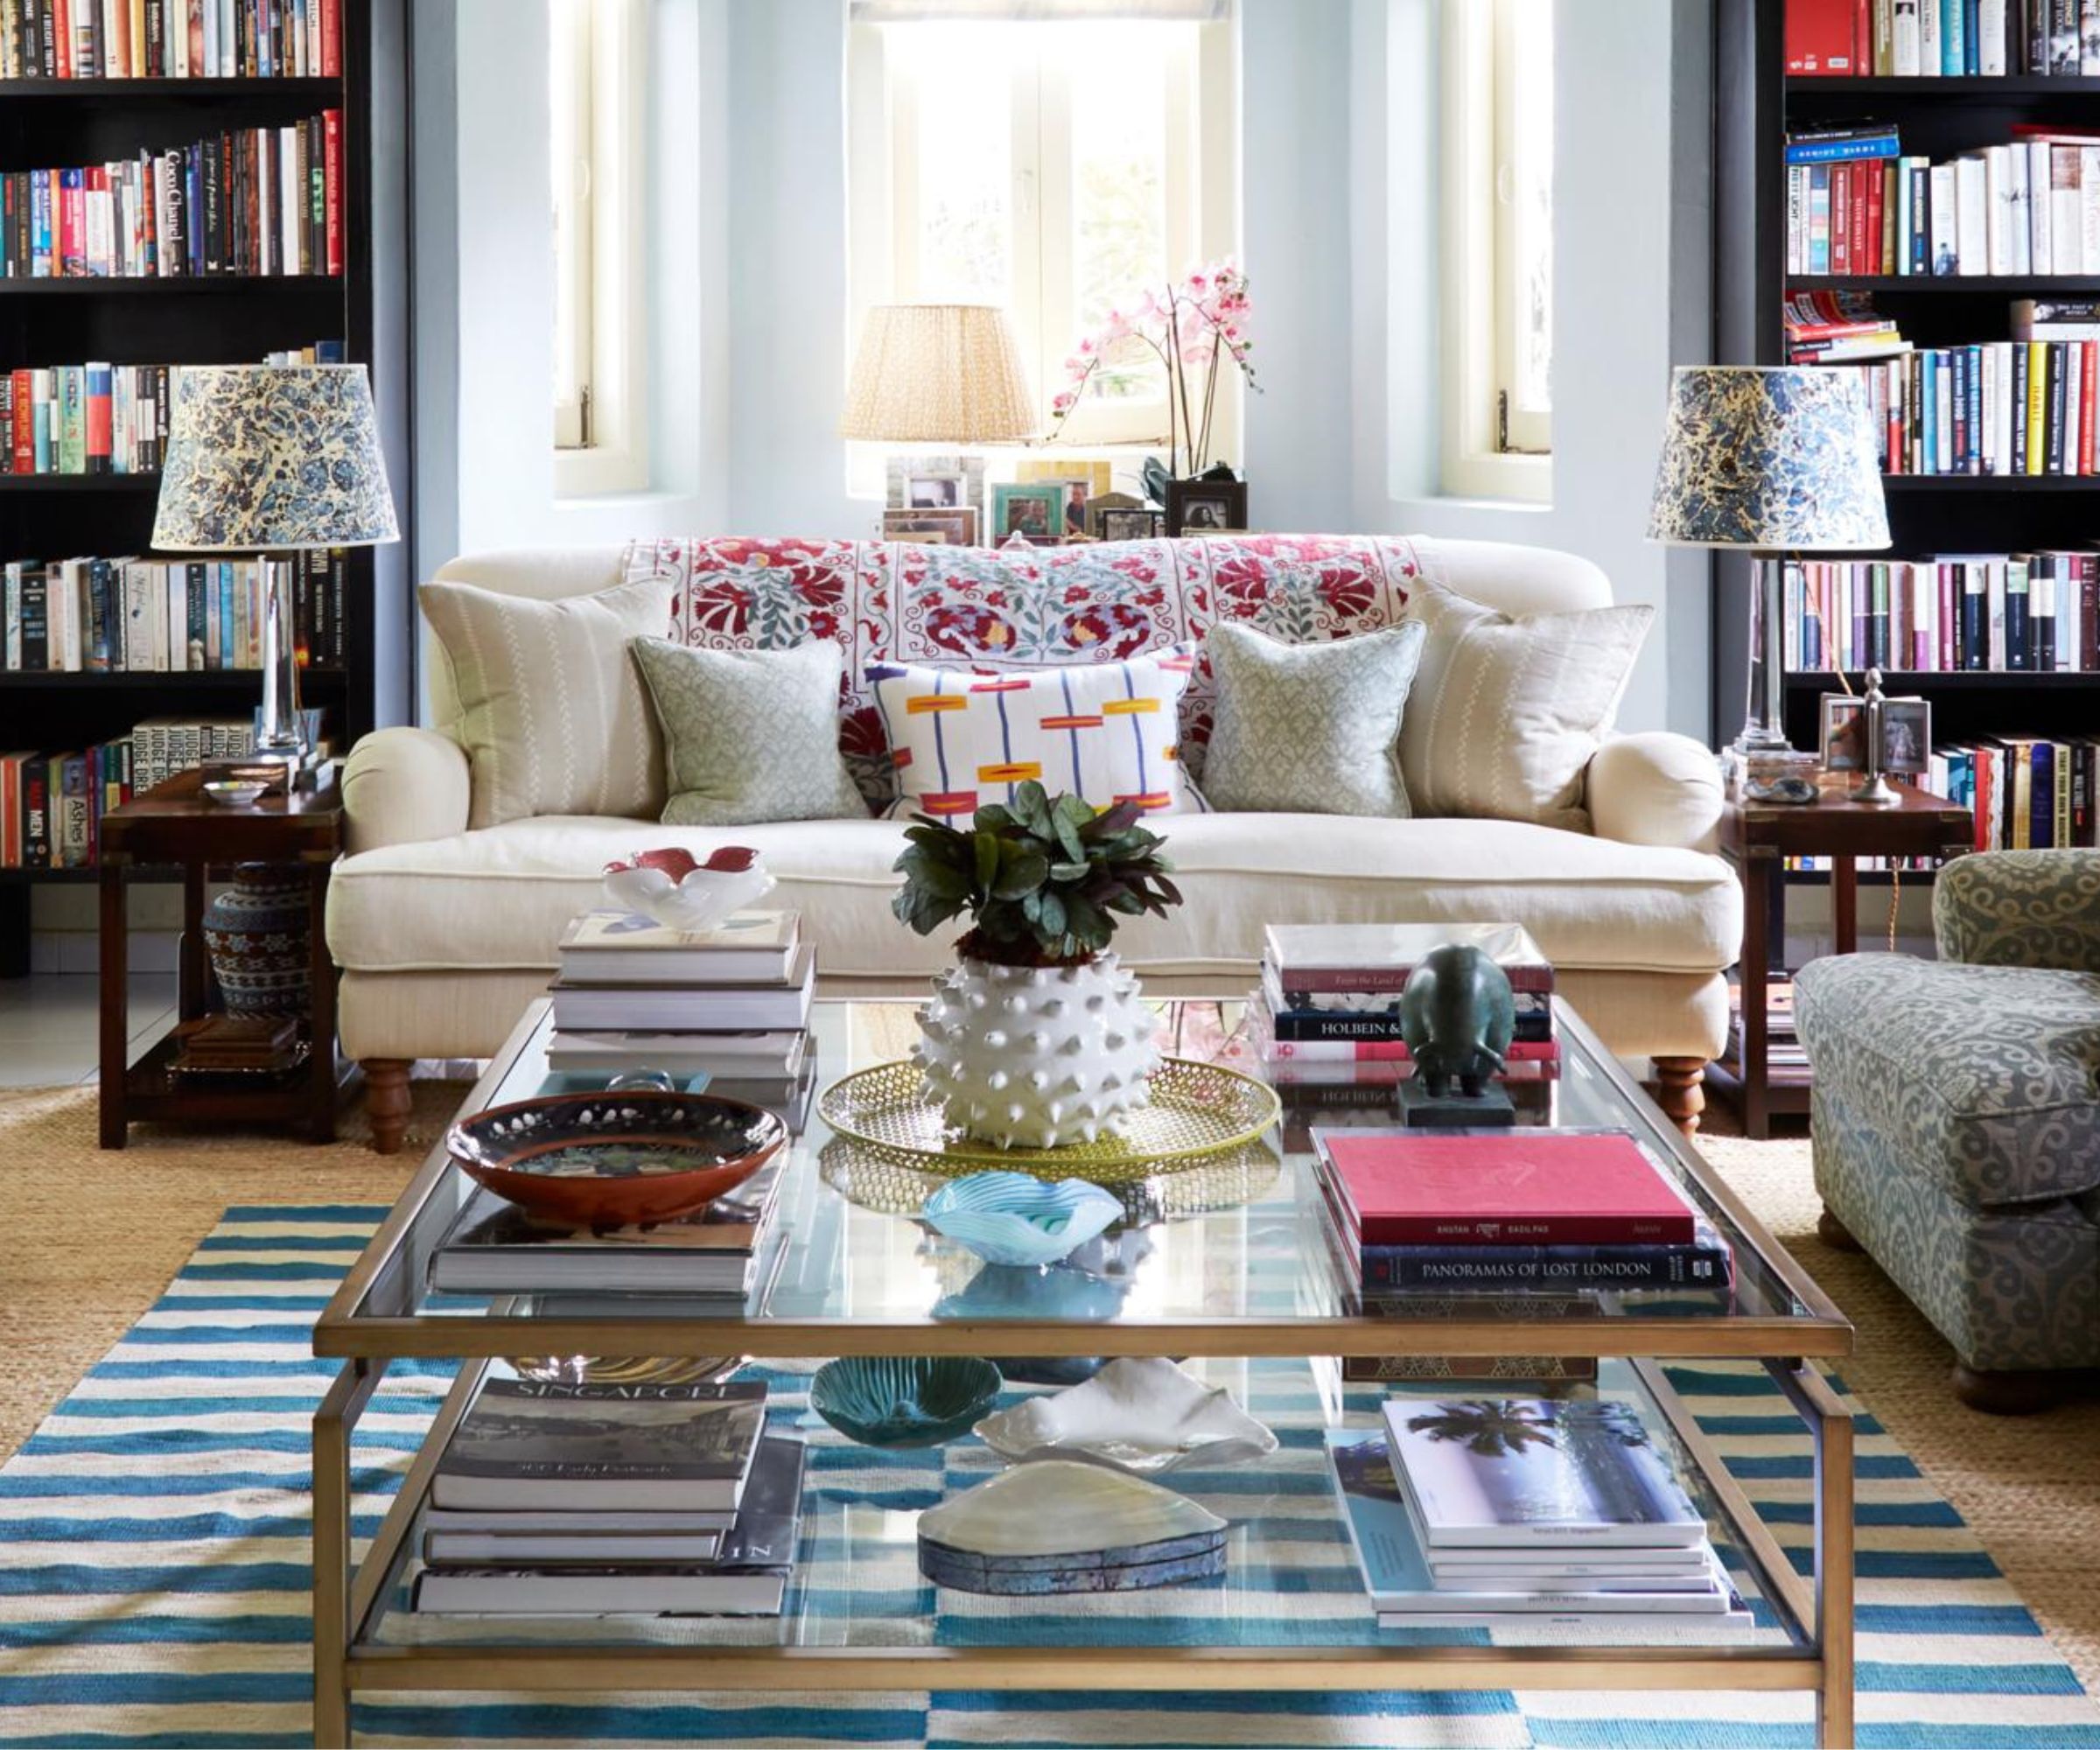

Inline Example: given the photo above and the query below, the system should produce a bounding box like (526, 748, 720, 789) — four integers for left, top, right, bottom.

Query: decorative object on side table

(1163, 475, 1249, 536)
(202, 864, 314, 1018)
(444, 1089, 787, 1227)
(1396, 943, 1519, 1129)
(151, 364, 400, 789)
(892, 781, 1182, 1150)
(915, 1460, 1228, 1594)
(919, 1171, 1124, 1267)
(973, 1357, 1278, 1476)
(1646, 364, 1889, 794)
(600, 846, 777, 933)
(808, 1355, 1003, 1449)
(1819, 668, 1929, 807)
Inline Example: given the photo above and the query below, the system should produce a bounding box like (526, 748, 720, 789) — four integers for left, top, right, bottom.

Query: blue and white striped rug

(1, 1204, 2095, 1748)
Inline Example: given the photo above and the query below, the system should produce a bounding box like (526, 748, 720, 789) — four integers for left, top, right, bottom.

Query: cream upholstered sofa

(328, 534, 1740, 1151)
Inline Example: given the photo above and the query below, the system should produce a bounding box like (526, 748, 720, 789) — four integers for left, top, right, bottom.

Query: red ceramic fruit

(445, 1089, 788, 1228)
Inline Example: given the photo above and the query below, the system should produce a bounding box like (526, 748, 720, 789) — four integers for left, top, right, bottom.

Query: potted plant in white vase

(892, 782, 1184, 1151)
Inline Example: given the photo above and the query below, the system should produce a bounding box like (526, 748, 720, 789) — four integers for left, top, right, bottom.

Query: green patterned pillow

(630, 636, 869, 827)
(1198, 620, 1428, 816)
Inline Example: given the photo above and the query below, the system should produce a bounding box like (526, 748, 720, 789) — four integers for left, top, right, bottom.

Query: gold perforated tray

(816, 1056, 1281, 1185)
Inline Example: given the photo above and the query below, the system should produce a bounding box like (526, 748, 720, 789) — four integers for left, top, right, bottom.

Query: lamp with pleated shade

(152, 364, 399, 780)
(841, 304, 1039, 443)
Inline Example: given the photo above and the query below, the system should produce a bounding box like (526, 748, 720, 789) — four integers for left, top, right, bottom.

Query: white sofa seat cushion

(327, 812, 1739, 984)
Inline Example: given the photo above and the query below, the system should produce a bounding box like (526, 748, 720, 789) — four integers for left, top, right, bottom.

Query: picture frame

(1820, 692, 1930, 774)
(1097, 507, 1165, 542)
(886, 453, 985, 513)
(901, 471, 968, 511)
(883, 508, 978, 547)
(1018, 458, 1112, 537)
(1818, 696, 1866, 774)
(1165, 479, 1248, 536)
(990, 481, 1068, 542)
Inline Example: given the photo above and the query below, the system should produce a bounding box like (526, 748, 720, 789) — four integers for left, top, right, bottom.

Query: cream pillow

(420, 574, 675, 829)
(1397, 578, 1654, 834)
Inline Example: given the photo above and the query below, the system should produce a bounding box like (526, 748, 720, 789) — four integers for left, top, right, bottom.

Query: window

(550, 0, 647, 495)
(849, 7, 1237, 453)
(1441, 0, 1554, 500)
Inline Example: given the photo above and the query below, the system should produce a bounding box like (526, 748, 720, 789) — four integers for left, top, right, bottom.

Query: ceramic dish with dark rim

(445, 1089, 788, 1227)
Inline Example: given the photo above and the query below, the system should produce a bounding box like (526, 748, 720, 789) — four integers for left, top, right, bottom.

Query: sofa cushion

(621, 535, 1425, 809)
(632, 636, 868, 827)
(1795, 953, 2100, 1209)
(326, 810, 1740, 986)
(420, 573, 675, 830)
(868, 644, 1206, 821)
(1397, 578, 1653, 835)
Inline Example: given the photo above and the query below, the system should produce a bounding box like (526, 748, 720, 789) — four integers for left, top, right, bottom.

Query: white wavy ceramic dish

(915, 1457, 1225, 1557)
(600, 850, 776, 934)
(918, 1171, 1123, 1268)
(972, 1356, 1279, 1475)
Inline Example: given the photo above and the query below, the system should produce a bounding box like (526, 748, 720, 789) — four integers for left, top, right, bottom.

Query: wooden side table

(1716, 776, 1972, 1139)
(99, 771, 345, 1148)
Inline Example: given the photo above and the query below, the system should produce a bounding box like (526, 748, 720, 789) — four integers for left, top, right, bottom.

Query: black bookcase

(1713, 0, 2100, 768)
(0, 0, 410, 974)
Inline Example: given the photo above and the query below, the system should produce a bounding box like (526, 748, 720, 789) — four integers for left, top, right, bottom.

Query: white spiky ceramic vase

(914, 953, 1159, 1150)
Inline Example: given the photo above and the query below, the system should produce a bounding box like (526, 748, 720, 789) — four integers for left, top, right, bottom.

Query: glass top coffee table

(312, 997, 1856, 1748)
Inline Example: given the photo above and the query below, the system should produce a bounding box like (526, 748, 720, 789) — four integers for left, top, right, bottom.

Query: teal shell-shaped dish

(919, 1172, 1123, 1268)
(809, 1355, 1004, 1448)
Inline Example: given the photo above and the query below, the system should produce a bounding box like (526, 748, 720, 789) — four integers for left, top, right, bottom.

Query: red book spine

(2082, 341, 2096, 475)
(60, 175, 84, 277)
(1831, 163, 1852, 273)
(53, 0, 73, 77)
(322, 108, 343, 277)
(1939, 563, 1956, 672)
(85, 380, 111, 472)
(1864, 163, 1885, 274)
(1785, 0, 1857, 72)
(189, 0, 205, 76)
(1854, 0, 1872, 72)
(320, 0, 340, 75)
(1848, 163, 1870, 271)
(10, 373, 31, 475)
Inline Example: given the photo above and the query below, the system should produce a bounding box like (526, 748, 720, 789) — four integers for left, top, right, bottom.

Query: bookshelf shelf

(0, 77, 340, 99)
(0, 669, 348, 689)
(1785, 74, 2100, 95)
(1783, 669, 2100, 688)
(1880, 473, 2100, 489)
(0, 474, 161, 492)
(1789, 275, 2100, 291)
(0, 276, 343, 296)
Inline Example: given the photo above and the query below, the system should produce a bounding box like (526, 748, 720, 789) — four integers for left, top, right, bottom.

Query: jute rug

(1, 1074, 2096, 1716)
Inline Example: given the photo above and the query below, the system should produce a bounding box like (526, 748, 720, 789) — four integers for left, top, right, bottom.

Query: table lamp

(151, 364, 399, 786)
(840, 303, 1038, 444)
(1646, 365, 1889, 774)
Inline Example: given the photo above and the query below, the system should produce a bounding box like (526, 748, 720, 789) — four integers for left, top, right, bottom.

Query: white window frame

(848, 18, 1238, 460)
(1439, 0, 1551, 503)
(551, 0, 648, 498)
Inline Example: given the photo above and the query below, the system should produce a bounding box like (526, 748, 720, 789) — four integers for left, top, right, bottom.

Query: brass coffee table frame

(312, 998, 1857, 1749)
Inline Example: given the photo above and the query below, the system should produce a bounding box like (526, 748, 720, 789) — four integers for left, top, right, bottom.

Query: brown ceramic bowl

(445, 1088, 788, 1228)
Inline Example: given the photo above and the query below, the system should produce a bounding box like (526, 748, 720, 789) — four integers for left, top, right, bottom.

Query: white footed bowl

(973, 1357, 1278, 1475)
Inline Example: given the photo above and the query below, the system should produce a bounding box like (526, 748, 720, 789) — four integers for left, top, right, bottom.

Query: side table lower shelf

(312, 1352, 1856, 1748)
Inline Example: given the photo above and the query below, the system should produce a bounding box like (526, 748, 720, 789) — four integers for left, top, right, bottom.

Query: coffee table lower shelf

(312, 1353, 1856, 1749)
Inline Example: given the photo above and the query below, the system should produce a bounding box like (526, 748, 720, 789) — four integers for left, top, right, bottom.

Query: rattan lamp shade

(841, 304, 1039, 443)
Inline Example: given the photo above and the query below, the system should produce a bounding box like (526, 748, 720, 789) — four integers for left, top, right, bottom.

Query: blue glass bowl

(920, 1172, 1124, 1268)
(809, 1356, 1003, 1448)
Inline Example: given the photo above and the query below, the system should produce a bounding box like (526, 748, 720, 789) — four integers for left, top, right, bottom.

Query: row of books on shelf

(0, 344, 341, 475)
(1784, 126, 2100, 277)
(1936, 735, 2100, 848)
(0, 709, 321, 868)
(0, 0, 342, 80)
(1, 112, 344, 280)
(1836, 335, 2100, 475)
(1781, 551, 2100, 671)
(4, 550, 352, 672)
(1327, 1396, 1745, 1628)
(413, 1372, 805, 1618)
(1787, 0, 2100, 78)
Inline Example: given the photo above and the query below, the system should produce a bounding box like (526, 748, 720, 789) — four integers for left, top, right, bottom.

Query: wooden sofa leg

(1817, 1207, 1865, 1252)
(1650, 1057, 1705, 1139)
(1950, 1364, 2063, 1416)
(363, 1059, 412, 1156)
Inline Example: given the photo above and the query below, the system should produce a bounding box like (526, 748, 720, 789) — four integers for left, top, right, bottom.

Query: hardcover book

(557, 908, 802, 985)
(1262, 921, 1554, 996)
(1313, 1130, 1698, 1247)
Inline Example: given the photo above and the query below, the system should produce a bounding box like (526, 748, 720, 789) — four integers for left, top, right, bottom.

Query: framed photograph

(990, 481, 1068, 542)
(902, 471, 967, 511)
(1165, 479, 1248, 536)
(1018, 458, 1112, 536)
(1819, 696, 1866, 773)
(883, 508, 977, 547)
(1879, 699, 1932, 774)
(886, 453, 985, 512)
(1097, 507, 1165, 542)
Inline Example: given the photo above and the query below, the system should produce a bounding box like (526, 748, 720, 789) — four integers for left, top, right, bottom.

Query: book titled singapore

(432, 1378, 767, 1513)
(1384, 1398, 1708, 1549)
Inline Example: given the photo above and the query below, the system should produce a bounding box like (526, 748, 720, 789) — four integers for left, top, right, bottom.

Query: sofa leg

(1650, 1057, 1705, 1139)
(1816, 1207, 1865, 1252)
(363, 1059, 412, 1156)
(1950, 1364, 2063, 1417)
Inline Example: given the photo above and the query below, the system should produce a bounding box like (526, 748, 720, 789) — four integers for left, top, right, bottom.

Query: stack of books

(168, 1014, 301, 1079)
(1308, 1127, 1734, 1306)
(1250, 923, 1560, 1146)
(1327, 1397, 1746, 1628)
(1783, 290, 1908, 366)
(548, 908, 816, 1126)
(1781, 550, 2100, 675)
(1788, 0, 2098, 80)
(412, 1373, 806, 1618)
(427, 1155, 788, 1303)
(1727, 980, 1808, 1087)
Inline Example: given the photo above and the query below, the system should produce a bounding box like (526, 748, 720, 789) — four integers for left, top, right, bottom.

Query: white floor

(0, 972, 182, 1087)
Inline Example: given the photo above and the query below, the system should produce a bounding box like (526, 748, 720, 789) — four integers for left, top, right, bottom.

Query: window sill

(1439, 450, 1552, 507)
(554, 444, 649, 501)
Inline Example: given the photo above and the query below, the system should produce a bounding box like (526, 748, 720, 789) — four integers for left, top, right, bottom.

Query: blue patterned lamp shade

(1646, 366, 1889, 551)
(151, 365, 398, 551)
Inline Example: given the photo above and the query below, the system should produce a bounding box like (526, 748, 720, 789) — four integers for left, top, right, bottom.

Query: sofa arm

(1585, 732, 1725, 852)
(340, 726, 472, 856)
(1933, 850, 2100, 973)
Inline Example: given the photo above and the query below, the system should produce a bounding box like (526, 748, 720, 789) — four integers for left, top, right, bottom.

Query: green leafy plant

(892, 780, 1183, 967)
